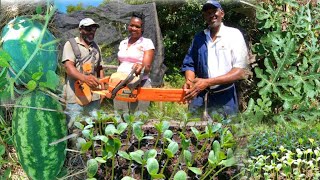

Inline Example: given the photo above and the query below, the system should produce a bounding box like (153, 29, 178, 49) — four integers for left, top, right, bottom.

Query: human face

(80, 25, 98, 43)
(203, 7, 224, 30)
(128, 17, 143, 39)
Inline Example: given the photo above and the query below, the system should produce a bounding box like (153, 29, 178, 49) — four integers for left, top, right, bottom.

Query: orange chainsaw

(75, 68, 186, 105)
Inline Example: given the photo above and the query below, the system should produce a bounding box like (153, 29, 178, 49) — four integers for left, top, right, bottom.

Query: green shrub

(245, 0, 320, 123)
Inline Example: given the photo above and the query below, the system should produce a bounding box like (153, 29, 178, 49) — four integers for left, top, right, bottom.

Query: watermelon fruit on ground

(1, 16, 57, 84)
(12, 91, 67, 180)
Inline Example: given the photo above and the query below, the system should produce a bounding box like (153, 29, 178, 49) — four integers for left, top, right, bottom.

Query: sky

(1, 0, 104, 14)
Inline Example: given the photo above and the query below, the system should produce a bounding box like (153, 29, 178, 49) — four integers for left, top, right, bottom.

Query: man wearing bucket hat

(182, 0, 248, 117)
(62, 18, 103, 128)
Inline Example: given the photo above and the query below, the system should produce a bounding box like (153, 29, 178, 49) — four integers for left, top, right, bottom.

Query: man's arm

(205, 67, 246, 86)
(183, 68, 246, 101)
(64, 60, 100, 88)
(183, 70, 196, 89)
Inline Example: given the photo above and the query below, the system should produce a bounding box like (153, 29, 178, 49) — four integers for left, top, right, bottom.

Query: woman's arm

(133, 49, 154, 75)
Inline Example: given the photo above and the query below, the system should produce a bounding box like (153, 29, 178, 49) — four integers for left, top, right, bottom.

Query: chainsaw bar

(92, 87, 186, 102)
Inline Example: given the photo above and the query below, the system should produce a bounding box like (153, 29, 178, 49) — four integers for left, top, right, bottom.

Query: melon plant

(1, 16, 57, 84)
(12, 91, 67, 180)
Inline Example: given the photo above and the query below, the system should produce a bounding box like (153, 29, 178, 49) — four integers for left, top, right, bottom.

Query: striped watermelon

(1, 16, 57, 84)
(12, 91, 67, 180)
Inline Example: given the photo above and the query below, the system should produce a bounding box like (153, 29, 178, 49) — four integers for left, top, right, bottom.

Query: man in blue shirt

(182, 0, 248, 117)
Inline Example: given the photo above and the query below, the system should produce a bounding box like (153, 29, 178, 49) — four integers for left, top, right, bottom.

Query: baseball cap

(202, 0, 222, 11)
(79, 18, 100, 28)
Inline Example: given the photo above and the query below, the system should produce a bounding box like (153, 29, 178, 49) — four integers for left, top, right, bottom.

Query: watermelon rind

(1, 16, 57, 84)
(12, 91, 67, 180)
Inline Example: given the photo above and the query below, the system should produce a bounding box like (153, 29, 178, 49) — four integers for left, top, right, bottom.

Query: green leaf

(0, 68, 8, 87)
(146, 158, 159, 175)
(87, 159, 98, 178)
(142, 136, 154, 140)
(211, 123, 222, 133)
(81, 141, 93, 153)
(121, 177, 137, 180)
(39, 70, 59, 90)
(31, 72, 43, 81)
(163, 129, 173, 139)
(173, 170, 187, 180)
(208, 141, 221, 166)
(105, 124, 117, 136)
(117, 122, 128, 134)
(221, 130, 236, 148)
(161, 121, 170, 132)
(149, 173, 165, 179)
(133, 121, 144, 140)
(118, 151, 131, 160)
(95, 157, 106, 163)
(1, 169, 11, 179)
(191, 127, 200, 139)
(256, 7, 270, 20)
(0, 50, 12, 67)
(0, 144, 5, 156)
(183, 150, 192, 166)
(167, 141, 179, 156)
(218, 151, 227, 161)
(123, 113, 135, 124)
(144, 149, 157, 159)
(105, 138, 121, 154)
(76, 137, 86, 150)
(0, 83, 12, 102)
(46, 70, 60, 89)
(208, 150, 216, 166)
(84, 124, 94, 130)
(74, 122, 84, 130)
(198, 133, 209, 140)
(26, 80, 37, 91)
(219, 157, 236, 167)
(82, 129, 91, 139)
(36, 6, 42, 14)
(155, 121, 170, 133)
(179, 132, 186, 140)
(188, 167, 202, 175)
(182, 141, 191, 152)
(164, 149, 174, 158)
(85, 117, 94, 125)
(212, 140, 221, 157)
(130, 150, 143, 164)
(92, 135, 108, 143)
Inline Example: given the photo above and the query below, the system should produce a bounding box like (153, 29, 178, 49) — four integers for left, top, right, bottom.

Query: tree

(66, 3, 85, 14)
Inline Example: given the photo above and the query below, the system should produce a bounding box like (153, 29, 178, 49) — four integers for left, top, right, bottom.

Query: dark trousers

(189, 84, 238, 118)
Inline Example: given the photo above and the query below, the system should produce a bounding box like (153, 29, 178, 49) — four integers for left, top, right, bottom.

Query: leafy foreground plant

(68, 111, 238, 180)
(241, 146, 320, 179)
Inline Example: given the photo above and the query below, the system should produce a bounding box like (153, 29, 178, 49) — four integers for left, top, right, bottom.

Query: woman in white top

(114, 12, 155, 112)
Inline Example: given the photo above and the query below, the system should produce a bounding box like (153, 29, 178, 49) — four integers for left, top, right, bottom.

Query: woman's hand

(132, 63, 144, 75)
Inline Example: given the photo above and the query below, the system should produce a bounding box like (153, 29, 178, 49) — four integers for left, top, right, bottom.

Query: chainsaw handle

(111, 67, 137, 98)
(127, 67, 145, 91)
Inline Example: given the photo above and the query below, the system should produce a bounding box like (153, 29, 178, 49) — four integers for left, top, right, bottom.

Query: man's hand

(183, 78, 209, 102)
(83, 74, 101, 88)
